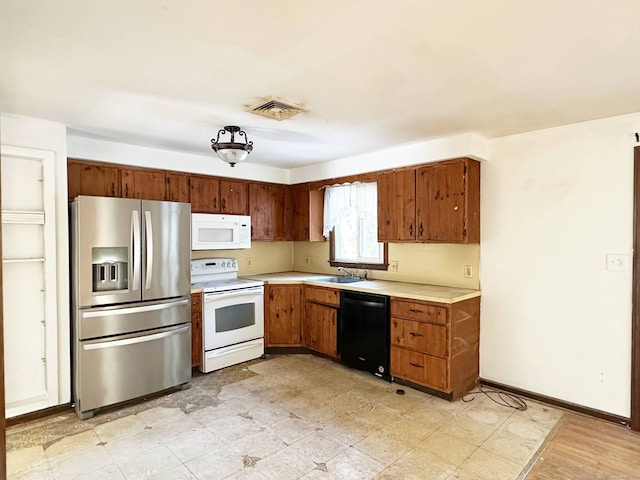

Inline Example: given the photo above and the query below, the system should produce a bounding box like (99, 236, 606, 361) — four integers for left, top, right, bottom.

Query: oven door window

(216, 303, 255, 332)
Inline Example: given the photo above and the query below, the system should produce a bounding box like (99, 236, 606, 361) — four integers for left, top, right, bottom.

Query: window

(323, 182, 387, 269)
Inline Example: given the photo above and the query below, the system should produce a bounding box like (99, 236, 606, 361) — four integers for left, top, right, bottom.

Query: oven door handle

(204, 287, 263, 302)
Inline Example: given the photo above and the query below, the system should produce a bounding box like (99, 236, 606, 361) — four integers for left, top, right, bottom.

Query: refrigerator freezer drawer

(75, 324, 191, 418)
(78, 297, 190, 340)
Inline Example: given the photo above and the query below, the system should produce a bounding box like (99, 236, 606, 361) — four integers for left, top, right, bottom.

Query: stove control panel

(191, 258, 238, 276)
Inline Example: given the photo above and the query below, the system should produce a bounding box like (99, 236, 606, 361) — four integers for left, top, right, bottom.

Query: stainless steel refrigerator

(71, 195, 191, 419)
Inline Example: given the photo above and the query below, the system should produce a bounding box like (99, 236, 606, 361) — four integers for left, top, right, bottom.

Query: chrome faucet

(338, 266, 355, 277)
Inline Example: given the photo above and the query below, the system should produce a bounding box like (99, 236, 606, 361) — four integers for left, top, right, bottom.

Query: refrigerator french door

(71, 196, 192, 419)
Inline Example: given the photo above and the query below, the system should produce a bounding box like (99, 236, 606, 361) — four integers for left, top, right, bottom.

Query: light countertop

(245, 271, 480, 304)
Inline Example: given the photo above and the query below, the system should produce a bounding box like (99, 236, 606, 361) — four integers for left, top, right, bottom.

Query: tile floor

(7, 355, 563, 480)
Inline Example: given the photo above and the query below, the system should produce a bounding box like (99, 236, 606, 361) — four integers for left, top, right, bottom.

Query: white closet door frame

(1, 144, 58, 417)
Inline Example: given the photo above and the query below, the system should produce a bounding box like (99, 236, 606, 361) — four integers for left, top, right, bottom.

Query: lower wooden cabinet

(191, 292, 203, 368)
(303, 301, 338, 358)
(390, 296, 480, 400)
(265, 285, 302, 346)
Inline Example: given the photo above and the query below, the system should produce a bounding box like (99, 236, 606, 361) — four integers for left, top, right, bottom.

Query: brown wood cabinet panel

(391, 318, 448, 357)
(391, 346, 448, 391)
(220, 179, 248, 214)
(286, 184, 324, 241)
(449, 297, 480, 398)
(191, 292, 203, 368)
(391, 346, 426, 384)
(167, 172, 190, 203)
(378, 170, 416, 241)
(391, 299, 447, 325)
(190, 175, 220, 213)
(415, 158, 480, 243)
(303, 301, 338, 358)
(249, 183, 286, 240)
(121, 168, 167, 200)
(266, 285, 302, 346)
(67, 160, 121, 199)
(287, 183, 310, 241)
(304, 285, 340, 307)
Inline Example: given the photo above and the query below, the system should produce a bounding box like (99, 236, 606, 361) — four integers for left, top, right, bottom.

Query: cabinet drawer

(391, 318, 448, 357)
(304, 286, 340, 307)
(391, 346, 448, 392)
(391, 299, 447, 325)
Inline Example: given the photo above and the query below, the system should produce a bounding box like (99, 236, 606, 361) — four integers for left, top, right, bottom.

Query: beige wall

(192, 242, 294, 276)
(292, 241, 480, 289)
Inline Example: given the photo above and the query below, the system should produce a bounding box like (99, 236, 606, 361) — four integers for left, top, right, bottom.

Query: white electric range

(191, 258, 265, 373)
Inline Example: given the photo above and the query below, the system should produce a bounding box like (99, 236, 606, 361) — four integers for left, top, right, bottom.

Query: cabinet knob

(454, 205, 459, 211)
(418, 223, 424, 237)
(409, 224, 413, 236)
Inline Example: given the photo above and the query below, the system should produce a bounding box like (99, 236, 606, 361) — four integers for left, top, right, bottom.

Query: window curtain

(323, 182, 377, 238)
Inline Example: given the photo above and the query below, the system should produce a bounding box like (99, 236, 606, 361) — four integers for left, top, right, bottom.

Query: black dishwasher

(339, 290, 390, 380)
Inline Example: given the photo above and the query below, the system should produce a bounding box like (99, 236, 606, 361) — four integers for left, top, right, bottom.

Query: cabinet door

(266, 285, 302, 346)
(249, 183, 286, 240)
(190, 175, 220, 213)
(121, 168, 167, 200)
(303, 301, 338, 358)
(303, 302, 323, 352)
(287, 184, 310, 241)
(318, 304, 338, 358)
(220, 179, 248, 214)
(191, 293, 203, 367)
(377, 170, 416, 241)
(68, 160, 121, 199)
(416, 161, 466, 242)
(167, 172, 190, 203)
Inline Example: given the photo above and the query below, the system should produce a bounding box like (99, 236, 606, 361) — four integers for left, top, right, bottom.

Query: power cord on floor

(462, 381, 528, 411)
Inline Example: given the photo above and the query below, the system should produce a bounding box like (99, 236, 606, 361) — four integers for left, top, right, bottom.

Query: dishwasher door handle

(341, 298, 386, 309)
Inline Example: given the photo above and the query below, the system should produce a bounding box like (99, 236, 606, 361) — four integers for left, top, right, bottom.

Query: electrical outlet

(305, 256, 311, 265)
(391, 261, 399, 272)
(606, 254, 629, 271)
(247, 258, 253, 267)
(464, 265, 473, 278)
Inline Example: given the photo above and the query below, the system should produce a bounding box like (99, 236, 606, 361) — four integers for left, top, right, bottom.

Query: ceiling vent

(245, 96, 307, 121)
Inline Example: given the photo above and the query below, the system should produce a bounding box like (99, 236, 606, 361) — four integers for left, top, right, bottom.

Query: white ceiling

(1, 0, 640, 169)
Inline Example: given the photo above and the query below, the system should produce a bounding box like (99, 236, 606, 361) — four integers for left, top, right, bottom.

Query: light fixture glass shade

(216, 148, 249, 165)
(211, 126, 253, 167)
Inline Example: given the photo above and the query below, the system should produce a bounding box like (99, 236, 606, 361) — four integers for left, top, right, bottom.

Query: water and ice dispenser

(92, 247, 128, 292)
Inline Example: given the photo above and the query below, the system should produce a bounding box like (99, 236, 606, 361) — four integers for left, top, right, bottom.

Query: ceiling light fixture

(211, 126, 253, 167)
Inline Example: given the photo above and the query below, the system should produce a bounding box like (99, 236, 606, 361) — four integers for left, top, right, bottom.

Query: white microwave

(192, 214, 251, 250)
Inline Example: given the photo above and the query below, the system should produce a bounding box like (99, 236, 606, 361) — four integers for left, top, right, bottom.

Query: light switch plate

(606, 254, 629, 271)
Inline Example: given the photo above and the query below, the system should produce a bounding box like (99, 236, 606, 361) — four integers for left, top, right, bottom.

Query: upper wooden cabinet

(377, 169, 416, 242)
(68, 160, 121, 199)
(220, 179, 248, 215)
(416, 158, 480, 243)
(286, 184, 324, 241)
(249, 183, 286, 241)
(166, 172, 190, 203)
(190, 175, 220, 213)
(377, 158, 480, 244)
(121, 167, 167, 200)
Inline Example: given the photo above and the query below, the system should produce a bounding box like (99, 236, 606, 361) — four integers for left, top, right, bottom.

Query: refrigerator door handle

(82, 298, 189, 318)
(145, 210, 153, 290)
(131, 210, 141, 290)
(83, 325, 190, 350)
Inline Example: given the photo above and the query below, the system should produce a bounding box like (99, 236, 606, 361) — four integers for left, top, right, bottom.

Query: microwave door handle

(145, 210, 153, 290)
(131, 210, 141, 290)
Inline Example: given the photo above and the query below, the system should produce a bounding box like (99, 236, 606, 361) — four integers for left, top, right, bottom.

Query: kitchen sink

(316, 276, 363, 284)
